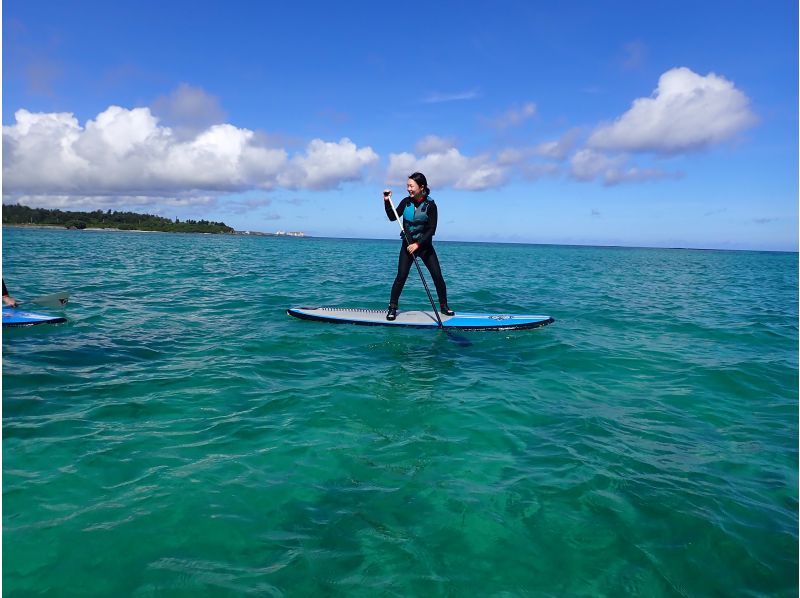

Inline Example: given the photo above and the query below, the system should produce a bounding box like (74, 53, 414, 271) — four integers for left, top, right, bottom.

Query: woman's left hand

(406, 242, 419, 254)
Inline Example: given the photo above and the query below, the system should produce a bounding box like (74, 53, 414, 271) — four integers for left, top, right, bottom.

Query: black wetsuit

(385, 196, 449, 308)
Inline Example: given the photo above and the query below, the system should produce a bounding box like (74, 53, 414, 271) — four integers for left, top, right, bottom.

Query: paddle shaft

(387, 198, 445, 328)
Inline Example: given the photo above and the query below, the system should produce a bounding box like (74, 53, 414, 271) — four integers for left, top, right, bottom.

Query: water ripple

(3, 230, 797, 595)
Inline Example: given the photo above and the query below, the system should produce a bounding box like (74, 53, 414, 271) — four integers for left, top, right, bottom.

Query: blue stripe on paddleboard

(3, 307, 67, 327)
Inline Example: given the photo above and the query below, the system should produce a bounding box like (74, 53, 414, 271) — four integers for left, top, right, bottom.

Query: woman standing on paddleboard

(383, 172, 453, 321)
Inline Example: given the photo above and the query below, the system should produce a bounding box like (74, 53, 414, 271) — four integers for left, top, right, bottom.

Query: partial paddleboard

(287, 306, 554, 331)
(3, 307, 67, 327)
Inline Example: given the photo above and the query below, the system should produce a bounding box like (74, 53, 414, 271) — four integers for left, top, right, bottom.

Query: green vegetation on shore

(2, 204, 234, 234)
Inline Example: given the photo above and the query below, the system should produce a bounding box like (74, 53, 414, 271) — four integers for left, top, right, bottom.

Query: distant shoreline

(2, 224, 309, 237)
(3, 224, 173, 234)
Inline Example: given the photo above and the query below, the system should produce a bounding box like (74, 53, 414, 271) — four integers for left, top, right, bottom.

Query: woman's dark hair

(408, 172, 430, 197)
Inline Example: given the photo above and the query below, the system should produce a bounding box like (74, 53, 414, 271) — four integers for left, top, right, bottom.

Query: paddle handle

(386, 197, 444, 328)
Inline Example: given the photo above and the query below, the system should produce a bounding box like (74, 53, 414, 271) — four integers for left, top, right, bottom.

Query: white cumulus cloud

(278, 138, 378, 190)
(569, 149, 673, 186)
(534, 128, 581, 160)
(494, 147, 562, 179)
(387, 145, 508, 191)
(2, 106, 378, 207)
(587, 67, 757, 154)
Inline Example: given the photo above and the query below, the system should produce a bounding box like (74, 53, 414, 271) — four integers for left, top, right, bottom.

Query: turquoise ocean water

(2, 227, 798, 596)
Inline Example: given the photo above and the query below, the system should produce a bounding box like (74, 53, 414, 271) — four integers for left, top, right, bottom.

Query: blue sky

(3, 1, 797, 250)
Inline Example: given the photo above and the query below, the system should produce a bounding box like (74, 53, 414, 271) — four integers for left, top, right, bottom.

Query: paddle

(27, 291, 70, 308)
(387, 196, 470, 347)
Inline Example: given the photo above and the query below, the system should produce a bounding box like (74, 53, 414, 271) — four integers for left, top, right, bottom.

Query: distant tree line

(2, 204, 234, 234)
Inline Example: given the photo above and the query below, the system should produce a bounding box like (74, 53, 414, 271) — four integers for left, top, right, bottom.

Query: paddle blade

(445, 330, 472, 347)
(30, 291, 70, 308)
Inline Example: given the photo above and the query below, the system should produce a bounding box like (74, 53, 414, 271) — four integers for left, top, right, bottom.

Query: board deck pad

(287, 306, 554, 331)
(3, 307, 67, 327)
